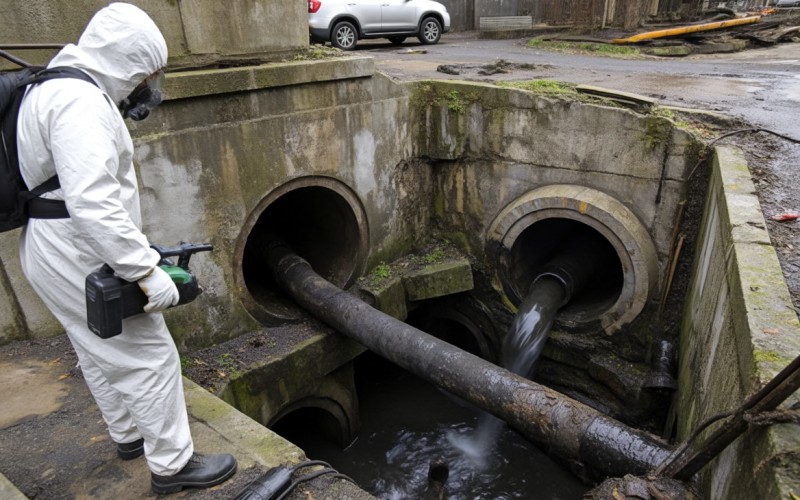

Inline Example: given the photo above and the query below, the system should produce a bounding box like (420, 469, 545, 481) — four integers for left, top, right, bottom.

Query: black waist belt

(28, 198, 69, 219)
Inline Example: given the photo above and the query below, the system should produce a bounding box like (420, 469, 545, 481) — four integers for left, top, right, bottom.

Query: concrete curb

(0, 472, 27, 500)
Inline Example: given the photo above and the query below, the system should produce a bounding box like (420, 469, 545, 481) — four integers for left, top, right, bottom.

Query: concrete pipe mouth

(487, 185, 659, 335)
(236, 176, 369, 323)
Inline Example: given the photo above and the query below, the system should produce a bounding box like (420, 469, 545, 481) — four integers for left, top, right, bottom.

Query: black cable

(262, 461, 357, 500)
(688, 127, 800, 179)
(274, 468, 357, 500)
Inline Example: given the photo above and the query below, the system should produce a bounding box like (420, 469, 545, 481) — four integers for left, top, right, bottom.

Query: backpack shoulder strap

(26, 67, 98, 89)
(17, 68, 99, 221)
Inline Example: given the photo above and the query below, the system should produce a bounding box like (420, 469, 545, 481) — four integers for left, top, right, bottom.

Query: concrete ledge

(677, 145, 800, 499)
(184, 377, 306, 469)
(403, 258, 474, 301)
(165, 56, 375, 100)
(0, 472, 26, 500)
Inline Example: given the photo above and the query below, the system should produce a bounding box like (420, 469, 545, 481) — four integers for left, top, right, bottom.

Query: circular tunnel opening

(507, 218, 624, 328)
(239, 178, 368, 322)
(406, 295, 500, 363)
(271, 404, 349, 448)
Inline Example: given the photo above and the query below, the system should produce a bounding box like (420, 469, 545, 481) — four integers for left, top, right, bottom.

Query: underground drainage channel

(232, 180, 674, 495)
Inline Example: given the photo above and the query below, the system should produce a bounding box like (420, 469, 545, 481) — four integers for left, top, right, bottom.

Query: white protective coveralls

(17, 3, 193, 475)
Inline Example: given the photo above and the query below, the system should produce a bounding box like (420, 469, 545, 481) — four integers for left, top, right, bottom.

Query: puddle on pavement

(0, 360, 66, 428)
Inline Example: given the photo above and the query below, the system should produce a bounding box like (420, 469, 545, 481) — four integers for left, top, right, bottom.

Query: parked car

(308, 0, 451, 50)
(776, 0, 800, 6)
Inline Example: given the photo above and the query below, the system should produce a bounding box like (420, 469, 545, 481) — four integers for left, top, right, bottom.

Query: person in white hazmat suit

(16, 3, 237, 494)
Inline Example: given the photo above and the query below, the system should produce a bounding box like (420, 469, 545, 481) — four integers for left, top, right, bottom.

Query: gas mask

(119, 70, 165, 121)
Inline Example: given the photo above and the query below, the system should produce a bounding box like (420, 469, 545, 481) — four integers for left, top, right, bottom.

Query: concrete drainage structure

(487, 184, 659, 335)
(1, 32, 798, 500)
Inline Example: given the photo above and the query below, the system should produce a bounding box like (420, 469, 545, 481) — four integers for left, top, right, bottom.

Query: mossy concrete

(403, 259, 474, 301)
(184, 377, 306, 469)
(676, 146, 800, 500)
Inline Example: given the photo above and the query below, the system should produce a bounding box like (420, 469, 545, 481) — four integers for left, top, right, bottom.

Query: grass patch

(216, 352, 241, 379)
(415, 245, 446, 265)
(291, 45, 342, 61)
(497, 79, 577, 96)
(527, 39, 641, 58)
(372, 262, 392, 281)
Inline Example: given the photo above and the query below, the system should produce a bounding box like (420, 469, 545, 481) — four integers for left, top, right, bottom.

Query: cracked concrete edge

(183, 376, 307, 469)
(0, 471, 27, 500)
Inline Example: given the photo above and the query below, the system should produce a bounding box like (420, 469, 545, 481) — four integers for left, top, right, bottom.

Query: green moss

(497, 79, 576, 96)
(180, 356, 193, 371)
(217, 352, 242, 379)
(372, 262, 391, 280)
(527, 38, 642, 58)
(644, 115, 672, 152)
(291, 45, 342, 61)
(410, 84, 477, 115)
(415, 245, 446, 264)
(754, 350, 791, 365)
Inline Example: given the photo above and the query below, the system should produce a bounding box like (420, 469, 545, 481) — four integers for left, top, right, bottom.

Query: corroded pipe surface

(267, 244, 671, 477)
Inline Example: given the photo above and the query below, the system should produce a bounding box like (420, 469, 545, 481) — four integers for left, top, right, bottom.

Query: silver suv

(308, 0, 451, 50)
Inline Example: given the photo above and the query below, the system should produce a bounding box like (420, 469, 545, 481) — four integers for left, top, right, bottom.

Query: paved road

(354, 32, 800, 136)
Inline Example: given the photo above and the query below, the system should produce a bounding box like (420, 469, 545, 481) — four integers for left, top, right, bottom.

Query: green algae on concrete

(184, 378, 306, 468)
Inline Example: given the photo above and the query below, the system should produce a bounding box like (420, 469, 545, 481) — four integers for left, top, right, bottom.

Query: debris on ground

(584, 474, 699, 500)
(770, 211, 800, 222)
(399, 48, 427, 54)
(436, 59, 549, 77)
(540, 9, 799, 57)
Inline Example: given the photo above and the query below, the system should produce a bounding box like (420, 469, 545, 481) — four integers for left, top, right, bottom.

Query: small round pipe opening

(236, 177, 368, 323)
(507, 218, 623, 325)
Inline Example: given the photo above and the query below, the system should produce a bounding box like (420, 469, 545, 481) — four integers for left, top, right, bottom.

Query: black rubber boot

(151, 453, 237, 495)
(116, 438, 145, 460)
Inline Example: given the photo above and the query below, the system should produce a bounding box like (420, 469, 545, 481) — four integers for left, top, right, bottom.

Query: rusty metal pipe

(266, 243, 671, 477)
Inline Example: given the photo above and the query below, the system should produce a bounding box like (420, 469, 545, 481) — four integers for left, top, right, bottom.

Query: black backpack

(0, 64, 98, 232)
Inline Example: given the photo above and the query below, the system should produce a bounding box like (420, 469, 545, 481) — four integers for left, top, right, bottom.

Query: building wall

(0, 0, 307, 69)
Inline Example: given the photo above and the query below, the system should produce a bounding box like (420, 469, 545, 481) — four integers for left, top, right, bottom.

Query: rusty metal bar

(655, 353, 800, 480)
(266, 243, 672, 477)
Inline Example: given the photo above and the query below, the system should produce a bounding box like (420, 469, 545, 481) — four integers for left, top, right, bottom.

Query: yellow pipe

(612, 15, 761, 44)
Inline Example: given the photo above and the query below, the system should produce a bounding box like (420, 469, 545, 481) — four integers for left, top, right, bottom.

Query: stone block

(403, 258, 473, 301)
(359, 276, 408, 321)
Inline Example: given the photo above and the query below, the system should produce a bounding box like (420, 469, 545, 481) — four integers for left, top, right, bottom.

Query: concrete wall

(676, 146, 800, 499)
(410, 81, 697, 289)
(0, 0, 307, 69)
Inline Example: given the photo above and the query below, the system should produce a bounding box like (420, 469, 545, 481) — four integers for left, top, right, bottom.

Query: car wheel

(331, 21, 357, 50)
(388, 36, 407, 45)
(418, 17, 442, 45)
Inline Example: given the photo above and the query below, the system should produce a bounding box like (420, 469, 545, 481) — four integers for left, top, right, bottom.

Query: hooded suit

(17, 2, 193, 475)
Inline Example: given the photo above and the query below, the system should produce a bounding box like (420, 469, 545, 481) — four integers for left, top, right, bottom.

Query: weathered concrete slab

(403, 258, 474, 301)
(359, 276, 408, 321)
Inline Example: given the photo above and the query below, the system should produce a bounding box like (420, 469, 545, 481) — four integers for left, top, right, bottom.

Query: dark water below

(292, 355, 588, 500)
